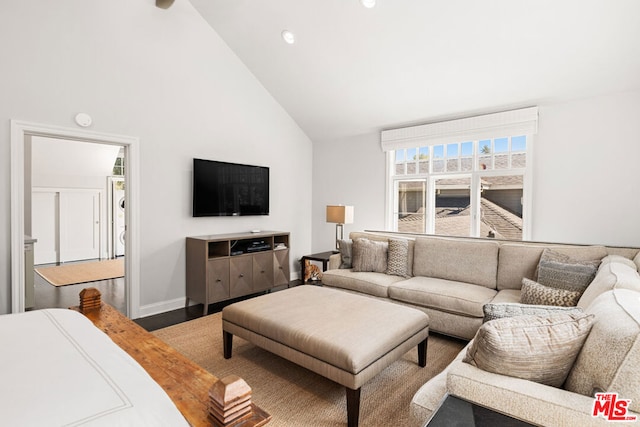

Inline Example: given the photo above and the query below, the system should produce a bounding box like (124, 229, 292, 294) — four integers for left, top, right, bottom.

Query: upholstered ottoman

(222, 285, 430, 427)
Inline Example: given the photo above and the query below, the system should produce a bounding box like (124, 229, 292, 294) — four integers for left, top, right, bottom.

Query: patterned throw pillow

(386, 239, 409, 277)
(537, 248, 600, 292)
(483, 302, 583, 323)
(464, 312, 594, 387)
(521, 278, 582, 307)
(337, 239, 353, 269)
(352, 238, 388, 273)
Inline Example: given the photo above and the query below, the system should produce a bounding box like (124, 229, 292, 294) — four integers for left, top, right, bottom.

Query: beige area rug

(35, 258, 124, 287)
(153, 312, 466, 427)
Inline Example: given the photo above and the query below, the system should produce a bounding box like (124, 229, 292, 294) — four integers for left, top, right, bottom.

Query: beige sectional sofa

(322, 231, 640, 426)
(324, 231, 639, 340)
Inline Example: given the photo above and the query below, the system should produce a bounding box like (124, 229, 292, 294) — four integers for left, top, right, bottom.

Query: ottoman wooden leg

(346, 387, 361, 427)
(418, 337, 428, 367)
(223, 331, 233, 359)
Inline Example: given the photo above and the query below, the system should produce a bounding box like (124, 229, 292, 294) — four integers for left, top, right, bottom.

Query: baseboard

(138, 274, 300, 318)
(138, 297, 188, 318)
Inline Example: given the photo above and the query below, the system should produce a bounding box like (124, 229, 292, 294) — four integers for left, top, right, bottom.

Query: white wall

(533, 90, 640, 246)
(313, 89, 640, 250)
(0, 0, 313, 315)
(312, 133, 386, 252)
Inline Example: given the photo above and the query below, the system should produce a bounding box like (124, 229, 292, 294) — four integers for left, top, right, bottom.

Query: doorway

(10, 120, 140, 318)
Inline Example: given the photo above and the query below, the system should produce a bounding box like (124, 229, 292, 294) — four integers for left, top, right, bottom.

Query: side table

(300, 251, 338, 283)
(425, 394, 534, 427)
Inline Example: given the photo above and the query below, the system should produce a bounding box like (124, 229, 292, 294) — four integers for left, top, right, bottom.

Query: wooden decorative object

(209, 376, 253, 426)
(79, 287, 102, 313)
(71, 289, 271, 427)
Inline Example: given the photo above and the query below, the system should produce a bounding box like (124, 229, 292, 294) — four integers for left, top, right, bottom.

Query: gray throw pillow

(464, 312, 594, 387)
(386, 239, 409, 277)
(537, 248, 600, 292)
(352, 238, 388, 273)
(521, 278, 581, 307)
(337, 239, 353, 269)
(483, 302, 583, 323)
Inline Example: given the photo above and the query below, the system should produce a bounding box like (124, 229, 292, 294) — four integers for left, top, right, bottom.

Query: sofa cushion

(337, 239, 353, 269)
(521, 278, 581, 307)
(490, 289, 521, 304)
(388, 276, 497, 318)
(635, 250, 640, 272)
(321, 269, 404, 298)
(577, 256, 640, 309)
(496, 243, 547, 290)
(386, 239, 409, 278)
(352, 238, 388, 273)
(463, 312, 594, 387)
(483, 302, 583, 323)
(549, 245, 608, 262)
(496, 243, 608, 291)
(413, 237, 499, 289)
(564, 289, 640, 412)
(446, 358, 619, 427)
(537, 248, 600, 293)
(350, 232, 416, 277)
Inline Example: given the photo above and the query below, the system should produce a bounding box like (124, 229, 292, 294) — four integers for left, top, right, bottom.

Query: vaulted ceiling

(190, 0, 640, 144)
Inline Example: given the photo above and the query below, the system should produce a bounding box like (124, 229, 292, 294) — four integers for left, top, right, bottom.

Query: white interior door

(32, 188, 101, 264)
(32, 191, 59, 265)
(60, 190, 100, 262)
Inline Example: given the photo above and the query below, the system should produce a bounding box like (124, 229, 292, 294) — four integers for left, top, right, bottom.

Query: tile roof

(397, 197, 522, 240)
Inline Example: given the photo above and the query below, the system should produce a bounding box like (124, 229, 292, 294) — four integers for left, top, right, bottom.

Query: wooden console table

(186, 231, 290, 315)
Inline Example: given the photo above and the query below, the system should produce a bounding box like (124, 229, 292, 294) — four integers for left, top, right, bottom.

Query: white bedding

(0, 309, 189, 426)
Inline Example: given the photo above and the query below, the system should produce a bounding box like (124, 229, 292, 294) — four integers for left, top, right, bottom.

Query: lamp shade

(326, 205, 354, 224)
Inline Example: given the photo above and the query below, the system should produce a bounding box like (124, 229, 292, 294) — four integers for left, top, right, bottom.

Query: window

(112, 152, 125, 176)
(382, 108, 537, 240)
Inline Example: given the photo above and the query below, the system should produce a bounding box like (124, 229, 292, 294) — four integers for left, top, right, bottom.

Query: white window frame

(382, 108, 537, 240)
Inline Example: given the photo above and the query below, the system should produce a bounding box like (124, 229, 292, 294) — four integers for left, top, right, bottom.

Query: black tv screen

(193, 158, 269, 217)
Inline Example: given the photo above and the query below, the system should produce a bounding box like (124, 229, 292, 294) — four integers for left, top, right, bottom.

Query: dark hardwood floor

(33, 269, 126, 313)
(134, 282, 303, 331)
(34, 267, 303, 332)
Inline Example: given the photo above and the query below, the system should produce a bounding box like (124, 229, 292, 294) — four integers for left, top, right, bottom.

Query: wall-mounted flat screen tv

(193, 158, 269, 217)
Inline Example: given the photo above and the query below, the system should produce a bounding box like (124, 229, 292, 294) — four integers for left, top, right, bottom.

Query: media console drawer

(186, 231, 290, 315)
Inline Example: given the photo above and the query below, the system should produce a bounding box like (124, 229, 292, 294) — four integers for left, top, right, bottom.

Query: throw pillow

(352, 238, 388, 273)
(521, 278, 582, 307)
(482, 302, 583, 323)
(386, 239, 409, 277)
(537, 248, 600, 293)
(337, 239, 353, 269)
(463, 312, 594, 387)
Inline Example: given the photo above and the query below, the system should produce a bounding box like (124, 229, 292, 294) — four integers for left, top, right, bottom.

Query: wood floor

(34, 266, 302, 331)
(34, 269, 126, 313)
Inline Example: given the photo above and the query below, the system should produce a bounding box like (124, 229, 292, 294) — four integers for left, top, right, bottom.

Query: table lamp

(326, 205, 354, 250)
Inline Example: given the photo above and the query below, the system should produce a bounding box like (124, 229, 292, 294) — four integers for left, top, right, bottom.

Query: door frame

(10, 120, 140, 318)
(107, 176, 125, 259)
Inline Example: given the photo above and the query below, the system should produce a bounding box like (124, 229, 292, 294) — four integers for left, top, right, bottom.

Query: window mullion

(470, 173, 481, 237)
(426, 176, 436, 234)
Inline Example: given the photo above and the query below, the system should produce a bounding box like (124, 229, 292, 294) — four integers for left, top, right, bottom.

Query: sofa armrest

(328, 253, 341, 270)
(446, 360, 637, 426)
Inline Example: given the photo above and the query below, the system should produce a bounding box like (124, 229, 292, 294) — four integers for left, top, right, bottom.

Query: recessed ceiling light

(360, 0, 376, 8)
(281, 30, 295, 44)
